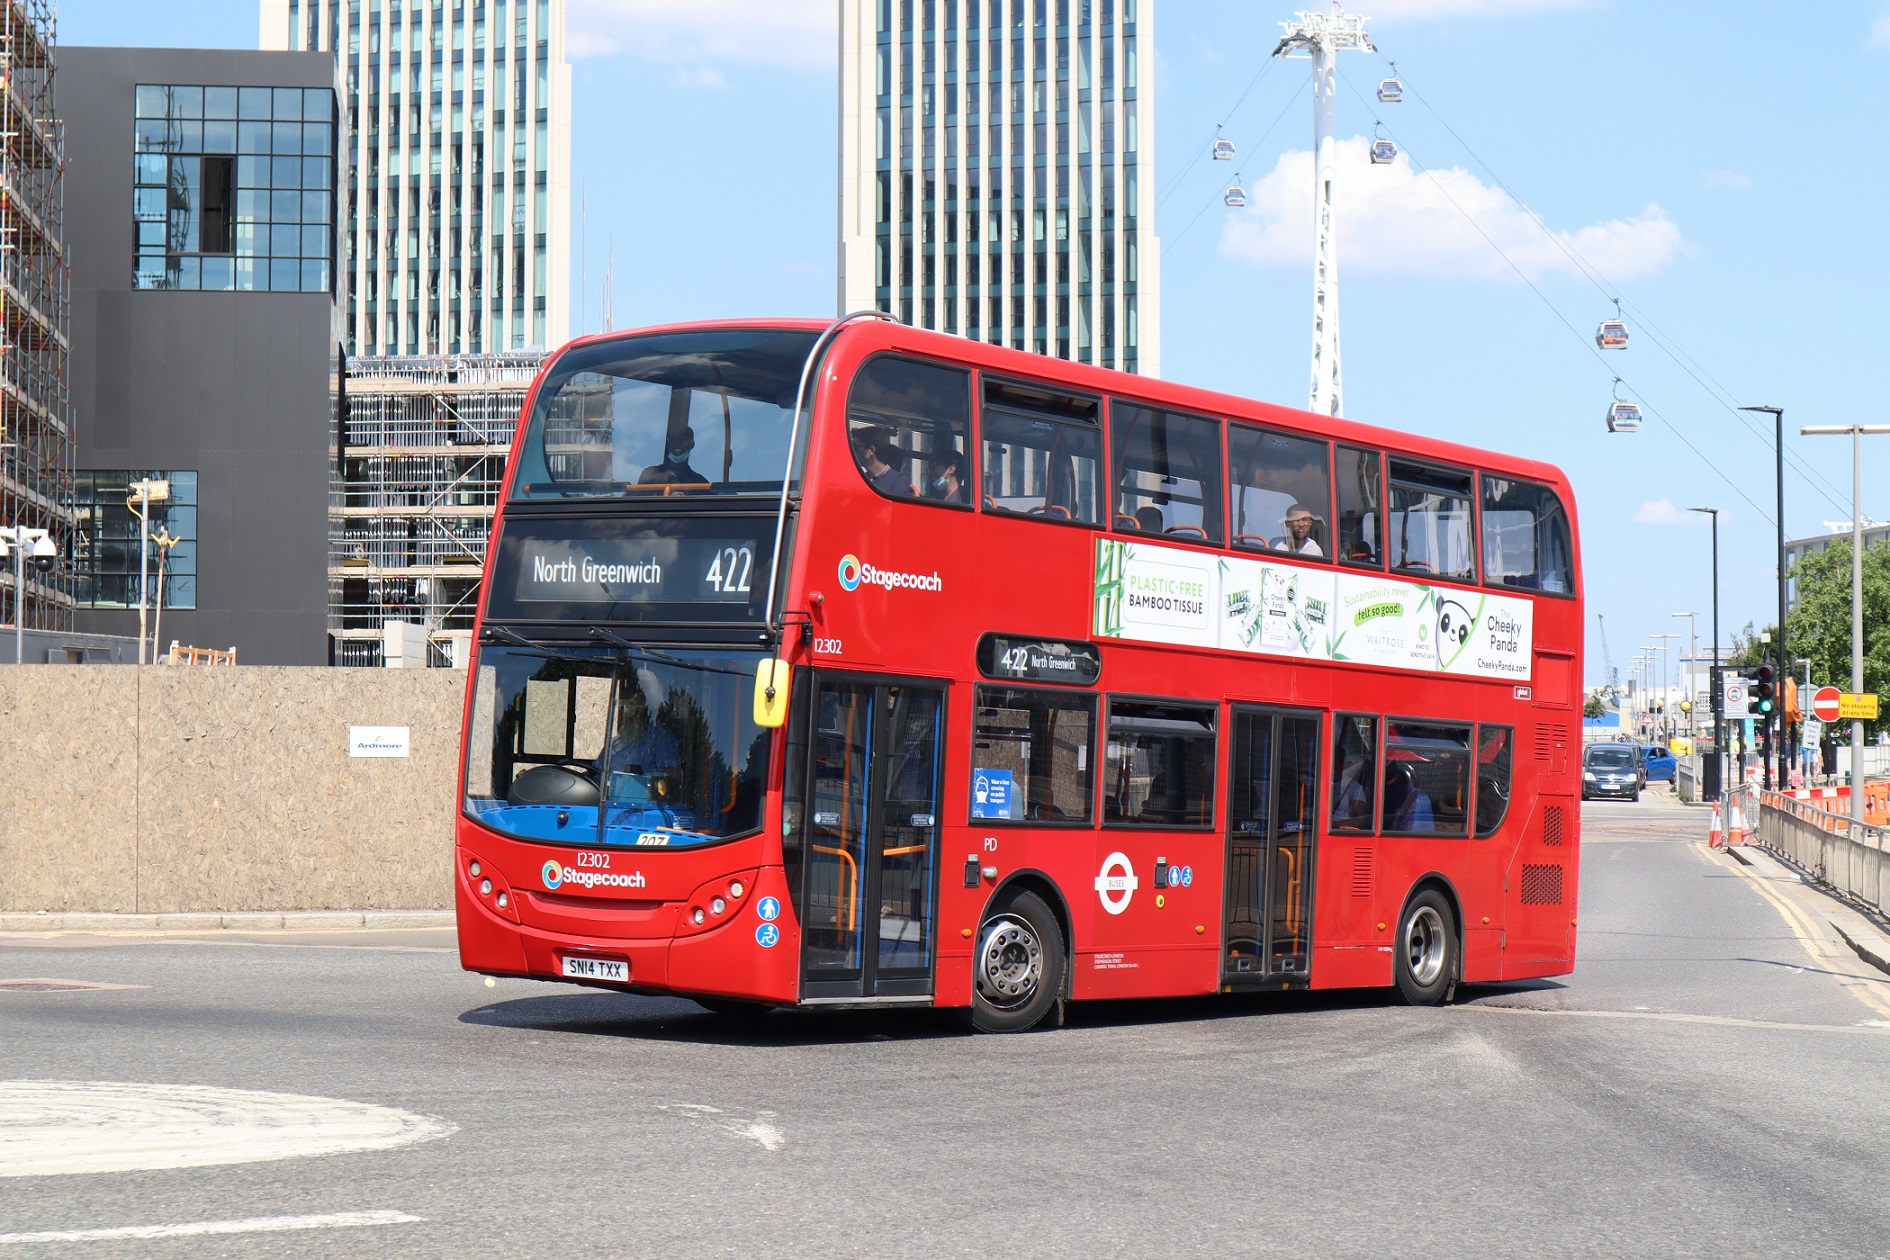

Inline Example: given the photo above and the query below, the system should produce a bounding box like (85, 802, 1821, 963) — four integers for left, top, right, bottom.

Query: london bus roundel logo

(837, 554, 862, 591)
(1094, 851, 1138, 916)
(541, 860, 563, 890)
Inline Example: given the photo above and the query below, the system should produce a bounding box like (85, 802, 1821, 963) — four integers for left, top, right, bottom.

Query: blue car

(1640, 744, 1676, 782)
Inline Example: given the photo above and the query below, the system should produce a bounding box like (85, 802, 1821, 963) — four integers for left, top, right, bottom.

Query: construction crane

(1596, 613, 1621, 703)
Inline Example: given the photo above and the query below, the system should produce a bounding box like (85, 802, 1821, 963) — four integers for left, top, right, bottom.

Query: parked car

(1640, 744, 1676, 783)
(1583, 742, 1641, 801)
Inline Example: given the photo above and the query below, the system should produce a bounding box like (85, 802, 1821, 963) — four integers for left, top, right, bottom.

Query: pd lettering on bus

(1094, 851, 1138, 915)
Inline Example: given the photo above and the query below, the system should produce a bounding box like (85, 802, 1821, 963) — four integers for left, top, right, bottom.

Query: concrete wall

(0, 666, 465, 912)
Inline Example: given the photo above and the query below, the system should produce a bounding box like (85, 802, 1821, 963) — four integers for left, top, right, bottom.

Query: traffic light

(1751, 664, 1776, 719)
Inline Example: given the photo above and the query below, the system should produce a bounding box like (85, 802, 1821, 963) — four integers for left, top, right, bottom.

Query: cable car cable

(1162, 71, 1311, 259)
(1332, 71, 1772, 524)
(1370, 54, 1850, 513)
(1155, 59, 1278, 211)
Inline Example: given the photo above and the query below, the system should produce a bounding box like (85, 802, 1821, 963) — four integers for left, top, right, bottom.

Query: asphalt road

(4, 799, 1890, 1258)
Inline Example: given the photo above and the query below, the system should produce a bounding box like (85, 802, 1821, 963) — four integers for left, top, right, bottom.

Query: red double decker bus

(457, 315, 1583, 1031)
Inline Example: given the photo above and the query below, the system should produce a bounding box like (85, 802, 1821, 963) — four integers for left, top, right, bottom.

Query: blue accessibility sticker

(1168, 865, 1183, 888)
(756, 923, 780, 948)
(757, 896, 781, 922)
(1181, 865, 1194, 887)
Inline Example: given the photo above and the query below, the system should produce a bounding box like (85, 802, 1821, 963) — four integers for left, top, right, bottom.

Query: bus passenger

(1275, 504, 1324, 557)
(638, 425, 707, 486)
(926, 452, 968, 504)
(1134, 505, 1165, 533)
(854, 426, 914, 497)
(1385, 763, 1434, 832)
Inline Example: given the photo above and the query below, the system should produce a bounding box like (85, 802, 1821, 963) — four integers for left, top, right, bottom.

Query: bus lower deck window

(1103, 699, 1217, 828)
(1330, 714, 1378, 833)
(970, 687, 1097, 823)
(1382, 720, 1472, 837)
(1475, 724, 1515, 838)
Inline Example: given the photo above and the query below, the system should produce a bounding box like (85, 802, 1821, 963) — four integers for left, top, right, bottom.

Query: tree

(1583, 694, 1606, 720)
(1784, 539, 1890, 737)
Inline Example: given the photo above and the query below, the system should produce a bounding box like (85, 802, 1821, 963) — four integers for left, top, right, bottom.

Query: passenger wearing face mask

(926, 452, 968, 504)
(638, 424, 708, 486)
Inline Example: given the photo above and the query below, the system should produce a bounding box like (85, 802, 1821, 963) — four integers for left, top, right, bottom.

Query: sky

(66, 0, 1890, 694)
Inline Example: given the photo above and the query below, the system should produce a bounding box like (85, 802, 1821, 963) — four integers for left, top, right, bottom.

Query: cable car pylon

(1273, 5, 1375, 419)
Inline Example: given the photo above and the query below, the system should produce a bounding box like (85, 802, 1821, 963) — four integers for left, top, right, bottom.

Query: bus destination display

(977, 634, 1102, 685)
(514, 536, 759, 604)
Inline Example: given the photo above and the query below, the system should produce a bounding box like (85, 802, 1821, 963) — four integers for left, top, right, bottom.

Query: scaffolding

(0, 0, 71, 635)
(330, 351, 541, 666)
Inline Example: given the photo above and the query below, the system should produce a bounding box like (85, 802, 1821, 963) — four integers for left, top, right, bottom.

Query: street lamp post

(1798, 423, 1890, 834)
(1673, 612, 1699, 734)
(1739, 404, 1787, 790)
(1689, 506, 1722, 800)
(125, 478, 171, 667)
(1653, 633, 1680, 740)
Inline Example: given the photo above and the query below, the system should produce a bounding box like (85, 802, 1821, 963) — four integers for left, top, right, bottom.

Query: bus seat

(1165, 525, 1208, 540)
(1113, 514, 1140, 531)
(1234, 533, 1273, 549)
(982, 494, 996, 510)
(1043, 504, 1072, 519)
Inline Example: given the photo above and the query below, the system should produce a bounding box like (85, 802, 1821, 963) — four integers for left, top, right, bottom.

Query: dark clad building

(64, 47, 335, 664)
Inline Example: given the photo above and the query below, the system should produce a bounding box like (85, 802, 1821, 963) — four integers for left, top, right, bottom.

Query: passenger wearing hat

(1275, 503, 1324, 557)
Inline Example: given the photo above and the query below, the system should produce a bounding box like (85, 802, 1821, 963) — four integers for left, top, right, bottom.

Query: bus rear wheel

(971, 890, 1066, 1033)
(1394, 889, 1458, 1006)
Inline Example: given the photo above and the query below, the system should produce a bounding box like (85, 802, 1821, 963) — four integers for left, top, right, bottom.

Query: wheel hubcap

(1404, 905, 1446, 987)
(976, 916, 1042, 1010)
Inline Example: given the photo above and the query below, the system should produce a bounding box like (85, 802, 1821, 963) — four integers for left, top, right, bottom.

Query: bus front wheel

(1394, 889, 1458, 1006)
(971, 890, 1066, 1033)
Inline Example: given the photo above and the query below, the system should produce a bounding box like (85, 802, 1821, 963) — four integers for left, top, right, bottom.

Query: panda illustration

(1435, 598, 1474, 667)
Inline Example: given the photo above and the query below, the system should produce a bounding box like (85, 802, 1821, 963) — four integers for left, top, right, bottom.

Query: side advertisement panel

(1094, 538, 1533, 681)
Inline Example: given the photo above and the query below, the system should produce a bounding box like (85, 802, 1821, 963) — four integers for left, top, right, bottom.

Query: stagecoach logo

(541, 860, 563, 890)
(836, 552, 941, 594)
(1094, 851, 1138, 916)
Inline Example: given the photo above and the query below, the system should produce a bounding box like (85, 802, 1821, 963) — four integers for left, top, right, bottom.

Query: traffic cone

(1728, 795, 1749, 846)
(1708, 800, 1724, 848)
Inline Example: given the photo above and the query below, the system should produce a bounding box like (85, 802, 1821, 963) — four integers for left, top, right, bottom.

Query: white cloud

(1633, 500, 1727, 526)
(1870, 14, 1890, 49)
(1218, 138, 1687, 284)
(1368, 0, 1597, 19)
(1701, 170, 1755, 190)
(568, 0, 834, 69)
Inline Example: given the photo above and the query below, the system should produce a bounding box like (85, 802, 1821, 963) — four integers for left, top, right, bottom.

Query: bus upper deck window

(1229, 424, 1330, 557)
(1109, 403, 1224, 545)
(847, 354, 973, 505)
(1480, 475, 1574, 595)
(1336, 446, 1382, 568)
(1387, 459, 1476, 582)
(509, 328, 819, 500)
(980, 377, 1102, 524)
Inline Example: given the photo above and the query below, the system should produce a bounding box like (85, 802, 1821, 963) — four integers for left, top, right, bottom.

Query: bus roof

(545, 316, 1575, 496)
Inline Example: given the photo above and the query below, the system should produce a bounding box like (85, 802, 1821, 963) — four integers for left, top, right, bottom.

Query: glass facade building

(70, 471, 200, 611)
(261, 0, 571, 355)
(132, 85, 335, 293)
(839, 0, 1160, 376)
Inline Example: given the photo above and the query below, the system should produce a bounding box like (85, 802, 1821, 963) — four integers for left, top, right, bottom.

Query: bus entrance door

(1222, 707, 1322, 985)
(800, 677, 944, 1002)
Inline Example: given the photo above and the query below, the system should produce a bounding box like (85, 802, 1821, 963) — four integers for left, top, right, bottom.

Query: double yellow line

(1714, 843, 1890, 1022)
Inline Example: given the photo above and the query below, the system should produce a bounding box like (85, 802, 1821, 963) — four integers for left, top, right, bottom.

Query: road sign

(1811, 686, 1842, 723)
(1838, 692, 1881, 720)
(1722, 677, 1748, 711)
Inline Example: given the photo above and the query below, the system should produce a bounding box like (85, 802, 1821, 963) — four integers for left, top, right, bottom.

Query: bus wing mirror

(753, 659, 792, 728)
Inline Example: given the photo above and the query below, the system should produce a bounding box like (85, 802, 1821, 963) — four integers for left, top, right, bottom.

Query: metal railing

(1755, 792, 1887, 915)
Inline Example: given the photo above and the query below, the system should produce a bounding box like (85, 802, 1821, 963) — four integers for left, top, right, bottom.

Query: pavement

(3, 801, 1890, 1257)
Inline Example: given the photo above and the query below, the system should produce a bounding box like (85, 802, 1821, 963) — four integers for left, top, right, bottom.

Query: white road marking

(0, 1082, 455, 1178)
(656, 1103, 787, 1152)
(1464, 1004, 1890, 1035)
(0, 1210, 424, 1243)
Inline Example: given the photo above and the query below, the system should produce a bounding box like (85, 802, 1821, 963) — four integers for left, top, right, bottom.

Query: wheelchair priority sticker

(1094, 851, 1138, 916)
(756, 896, 781, 922)
(1166, 865, 1194, 889)
(756, 923, 781, 948)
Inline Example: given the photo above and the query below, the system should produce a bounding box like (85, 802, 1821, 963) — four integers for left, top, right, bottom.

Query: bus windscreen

(510, 328, 820, 500)
(463, 646, 769, 850)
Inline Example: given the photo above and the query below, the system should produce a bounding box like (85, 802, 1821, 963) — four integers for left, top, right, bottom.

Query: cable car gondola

(1224, 174, 1247, 208)
(1596, 296, 1629, 349)
(1607, 377, 1642, 433)
(1213, 125, 1235, 162)
(1377, 62, 1403, 104)
(1370, 123, 1396, 165)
